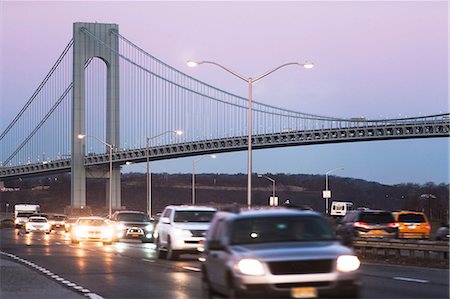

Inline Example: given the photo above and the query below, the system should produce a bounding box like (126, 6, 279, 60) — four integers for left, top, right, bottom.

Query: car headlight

(25, 223, 32, 229)
(44, 223, 51, 230)
(102, 227, 114, 238)
(172, 227, 192, 237)
(15, 219, 20, 224)
(117, 223, 125, 230)
(337, 255, 360, 272)
(145, 224, 153, 232)
(75, 226, 88, 238)
(236, 259, 265, 276)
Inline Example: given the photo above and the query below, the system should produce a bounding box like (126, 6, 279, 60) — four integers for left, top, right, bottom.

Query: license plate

(291, 287, 317, 298)
(131, 234, 139, 237)
(373, 230, 383, 234)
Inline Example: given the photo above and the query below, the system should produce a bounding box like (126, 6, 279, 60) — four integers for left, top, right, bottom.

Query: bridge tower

(71, 22, 121, 210)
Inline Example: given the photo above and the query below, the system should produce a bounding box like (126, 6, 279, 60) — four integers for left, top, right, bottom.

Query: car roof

(114, 210, 146, 214)
(166, 205, 217, 211)
(395, 210, 425, 215)
(214, 208, 321, 221)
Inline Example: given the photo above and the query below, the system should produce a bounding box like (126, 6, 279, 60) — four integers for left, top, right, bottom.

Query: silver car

(202, 208, 361, 298)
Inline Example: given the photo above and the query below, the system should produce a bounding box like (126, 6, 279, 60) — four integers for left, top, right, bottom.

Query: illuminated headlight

(236, 259, 265, 276)
(173, 227, 192, 237)
(117, 223, 125, 230)
(145, 224, 153, 232)
(75, 226, 88, 238)
(337, 255, 360, 272)
(15, 219, 20, 224)
(25, 223, 32, 229)
(102, 227, 114, 238)
(44, 223, 51, 230)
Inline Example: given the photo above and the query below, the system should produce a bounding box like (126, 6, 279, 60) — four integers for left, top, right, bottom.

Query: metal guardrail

(353, 238, 449, 260)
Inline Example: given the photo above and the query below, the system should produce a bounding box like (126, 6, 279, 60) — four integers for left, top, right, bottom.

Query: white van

(330, 201, 353, 217)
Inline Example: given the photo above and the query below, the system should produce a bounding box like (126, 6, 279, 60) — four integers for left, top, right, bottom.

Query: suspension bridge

(1, 23, 449, 209)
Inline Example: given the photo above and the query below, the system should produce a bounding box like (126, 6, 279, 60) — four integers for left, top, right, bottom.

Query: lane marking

(141, 258, 155, 263)
(393, 277, 429, 283)
(183, 266, 201, 272)
(0, 251, 105, 299)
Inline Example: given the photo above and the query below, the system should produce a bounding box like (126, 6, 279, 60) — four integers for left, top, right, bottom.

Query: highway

(1, 228, 448, 299)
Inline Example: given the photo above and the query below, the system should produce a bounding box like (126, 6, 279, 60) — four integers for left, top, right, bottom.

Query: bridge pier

(71, 22, 121, 210)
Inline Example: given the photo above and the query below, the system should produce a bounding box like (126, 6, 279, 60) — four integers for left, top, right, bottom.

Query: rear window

(398, 213, 426, 223)
(173, 211, 216, 223)
(359, 212, 394, 224)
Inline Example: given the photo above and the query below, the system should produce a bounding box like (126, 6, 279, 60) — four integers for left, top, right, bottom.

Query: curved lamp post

(324, 167, 344, 215)
(77, 134, 113, 218)
(188, 60, 314, 209)
(192, 155, 217, 206)
(257, 174, 276, 203)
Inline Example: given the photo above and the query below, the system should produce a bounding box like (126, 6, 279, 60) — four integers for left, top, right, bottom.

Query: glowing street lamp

(188, 60, 314, 209)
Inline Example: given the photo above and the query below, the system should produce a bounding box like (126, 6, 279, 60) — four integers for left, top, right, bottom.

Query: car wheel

(166, 238, 178, 261)
(156, 238, 166, 259)
(227, 273, 244, 299)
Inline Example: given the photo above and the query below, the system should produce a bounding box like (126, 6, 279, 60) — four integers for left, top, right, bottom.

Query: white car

(71, 217, 114, 245)
(25, 216, 52, 234)
(154, 205, 216, 260)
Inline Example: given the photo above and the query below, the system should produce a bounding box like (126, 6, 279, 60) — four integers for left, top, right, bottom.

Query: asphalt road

(1, 228, 448, 299)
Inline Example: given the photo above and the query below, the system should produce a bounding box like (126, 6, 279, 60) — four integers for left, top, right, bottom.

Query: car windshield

(398, 214, 425, 223)
(360, 212, 394, 223)
(229, 215, 335, 245)
(173, 211, 216, 223)
(78, 219, 105, 226)
(116, 213, 148, 222)
(29, 218, 47, 223)
(51, 215, 68, 221)
(17, 212, 34, 217)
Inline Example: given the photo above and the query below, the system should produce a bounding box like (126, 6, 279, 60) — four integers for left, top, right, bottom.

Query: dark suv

(109, 211, 154, 243)
(202, 208, 360, 298)
(336, 209, 398, 240)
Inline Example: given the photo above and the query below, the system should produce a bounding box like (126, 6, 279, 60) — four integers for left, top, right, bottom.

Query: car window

(359, 212, 394, 223)
(116, 213, 148, 222)
(398, 213, 425, 223)
(17, 212, 34, 217)
(210, 219, 226, 241)
(162, 208, 172, 218)
(173, 211, 216, 223)
(78, 219, 105, 226)
(29, 218, 47, 223)
(229, 215, 335, 245)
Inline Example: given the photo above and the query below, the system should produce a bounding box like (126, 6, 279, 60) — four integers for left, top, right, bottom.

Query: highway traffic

(1, 228, 448, 299)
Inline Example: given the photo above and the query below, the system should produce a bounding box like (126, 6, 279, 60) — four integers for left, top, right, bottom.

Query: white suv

(154, 205, 216, 260)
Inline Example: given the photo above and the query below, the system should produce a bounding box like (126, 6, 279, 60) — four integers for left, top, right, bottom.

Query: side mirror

(207, 240, 226, 251)
(337, 234, 353, 247)
(161, 217, 170, 224)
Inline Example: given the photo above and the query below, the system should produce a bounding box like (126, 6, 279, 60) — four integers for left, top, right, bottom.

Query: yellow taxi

(394, 211, 430, 239)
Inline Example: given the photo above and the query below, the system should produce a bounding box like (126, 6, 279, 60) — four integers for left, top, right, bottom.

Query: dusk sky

(0, 1, 448, 185)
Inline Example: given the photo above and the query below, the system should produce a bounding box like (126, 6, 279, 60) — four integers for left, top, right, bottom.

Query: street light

(192, 155, 217, 206)
(146, 130, 183, 218)
(257, 174, 276, 205)
(77, 134, 113, 218)
(324, 167, 344, 215)
(188, 60, 314, 209)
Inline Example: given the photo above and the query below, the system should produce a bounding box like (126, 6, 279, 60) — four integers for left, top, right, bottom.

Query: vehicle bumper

(26, 227, 51, 233)
(398, 232, 429, 239)
(117, 228, 153, 241)
(232, 273, 360, 298)
(171, 237, 204, 252)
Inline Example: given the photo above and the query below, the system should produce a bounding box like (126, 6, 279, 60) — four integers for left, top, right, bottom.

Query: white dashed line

(182, 266, 201, 272)
(393, 277, 429, 283)
(0, 251, 104, 299)
(141, 258, 155, 263)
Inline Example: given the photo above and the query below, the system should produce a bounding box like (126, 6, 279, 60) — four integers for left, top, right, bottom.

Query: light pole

(78, 134, 113, 218)
(257, 174, 276, 205)
(145, 130, 183, 218)
(192, 155, 217, 206)
(324, 167, 344, 215)
(188, 60, 314, 209)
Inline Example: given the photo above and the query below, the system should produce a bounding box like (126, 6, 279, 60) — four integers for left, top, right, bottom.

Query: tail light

(425, 224, 431, 230)
(388, 222, 399, 228)
(353, 222, 369, 229)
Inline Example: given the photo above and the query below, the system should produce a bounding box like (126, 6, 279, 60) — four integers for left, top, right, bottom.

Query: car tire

(166, 238, 178, 261)
(227, 273, 244, 299)
(156, 238, 166, 259)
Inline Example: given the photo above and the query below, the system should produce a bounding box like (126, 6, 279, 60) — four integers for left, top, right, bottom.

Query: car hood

(171, 222, 210, 231)
(117, 221, 151, 227)
(229, 241, 353, 261)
